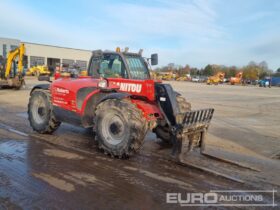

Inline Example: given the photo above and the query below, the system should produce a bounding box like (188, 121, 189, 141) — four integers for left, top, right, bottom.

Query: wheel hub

(101, 114, 126, 145)
(32, 96, 47, 124)
(109, 122, 123, 135)
(38, 107, 46, 117)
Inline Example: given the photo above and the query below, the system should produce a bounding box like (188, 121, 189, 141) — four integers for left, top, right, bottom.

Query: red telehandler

(28, 48, 214, 161)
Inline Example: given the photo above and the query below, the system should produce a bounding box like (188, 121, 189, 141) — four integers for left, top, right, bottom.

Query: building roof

(0, 37, 92, 52)
(22, 41, 91, 52)
(0, 37, 20, 42)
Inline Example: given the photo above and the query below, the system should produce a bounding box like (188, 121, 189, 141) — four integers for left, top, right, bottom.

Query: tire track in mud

(0, 125, 236, 209)
(0, 123, 28, 137)
(32, 172, 75, 192)
(0, 121, 265, 191)
(0, 119, 278, 208)
(0, 121, 243, 189)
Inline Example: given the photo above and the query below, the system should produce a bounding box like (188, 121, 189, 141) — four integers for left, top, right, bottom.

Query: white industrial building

(0, 37, 92, 72)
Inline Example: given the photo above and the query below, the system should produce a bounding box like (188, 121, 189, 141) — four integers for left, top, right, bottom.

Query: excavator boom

(5, 43, 25, 78)
(0, 43, 25, 89)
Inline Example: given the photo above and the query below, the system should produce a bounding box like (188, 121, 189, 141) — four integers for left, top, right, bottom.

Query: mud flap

(171, 108, 214, 162)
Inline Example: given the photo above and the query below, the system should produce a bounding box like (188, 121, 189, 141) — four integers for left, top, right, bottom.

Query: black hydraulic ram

(171, 108, 215, 161)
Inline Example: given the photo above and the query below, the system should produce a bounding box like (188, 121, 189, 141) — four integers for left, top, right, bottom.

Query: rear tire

(28, 89, 61, 134)
(154, 95, 191, 144)
(94, 99, 147, 157)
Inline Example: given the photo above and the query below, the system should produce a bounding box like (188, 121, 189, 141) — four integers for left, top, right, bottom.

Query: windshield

(98, 54, 128, 78)
(125, 55, 149, 80)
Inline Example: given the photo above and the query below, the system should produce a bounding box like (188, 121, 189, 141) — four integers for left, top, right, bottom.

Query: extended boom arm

(5, 43, 25, 78)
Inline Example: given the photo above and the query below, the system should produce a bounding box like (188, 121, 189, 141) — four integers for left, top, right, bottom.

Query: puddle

(0, 140, 27, 161)
(0, 140, 29, 191)
(16, 112, 28, 119)
(0, 123, 28, 137)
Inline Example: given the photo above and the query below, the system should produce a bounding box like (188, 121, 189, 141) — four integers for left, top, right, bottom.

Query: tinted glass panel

(98, 54, 127, 78)
(125, 56, 149, 79)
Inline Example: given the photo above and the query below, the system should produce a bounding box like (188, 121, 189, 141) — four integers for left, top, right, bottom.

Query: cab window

(98, 54, 128, 78)
(88, 57, 100, 77)
(125, 55, 149, 79)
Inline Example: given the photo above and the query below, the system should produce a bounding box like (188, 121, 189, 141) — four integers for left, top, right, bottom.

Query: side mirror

(38, 75, 51, 82)
(151, 54, 158, 66)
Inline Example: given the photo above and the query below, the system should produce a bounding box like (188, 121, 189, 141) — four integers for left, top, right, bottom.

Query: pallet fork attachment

(171, 108, 215, 162)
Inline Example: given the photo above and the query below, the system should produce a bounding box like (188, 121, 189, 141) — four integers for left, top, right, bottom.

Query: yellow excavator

(26, 65, 50, 76)
(207, 72, 225, 85)
(161, 71, 175, 80)
(0, 43, 25, 89)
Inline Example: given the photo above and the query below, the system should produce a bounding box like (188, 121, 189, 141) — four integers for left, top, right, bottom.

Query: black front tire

(28, 89, 60, 134)
(94, 99, 147, 157)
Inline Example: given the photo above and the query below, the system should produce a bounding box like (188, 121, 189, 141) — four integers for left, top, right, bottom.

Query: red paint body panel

(131, 99, 162, 121)
(51, 77, 99, 114)
(50, 76, 162, 122)
(107, 78, 156, 101)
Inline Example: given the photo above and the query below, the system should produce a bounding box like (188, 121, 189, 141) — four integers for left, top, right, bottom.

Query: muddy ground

(0, 77, 279, 209)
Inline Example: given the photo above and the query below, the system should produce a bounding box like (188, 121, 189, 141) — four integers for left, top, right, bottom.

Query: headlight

(98, 79, 107, 88)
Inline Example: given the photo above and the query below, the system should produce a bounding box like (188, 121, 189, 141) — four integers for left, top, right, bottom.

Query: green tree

(203, 64, 214, 76)
(190, 67, 199, 76)
(242, 66, 259, 80)
(227, 66, 238, 77)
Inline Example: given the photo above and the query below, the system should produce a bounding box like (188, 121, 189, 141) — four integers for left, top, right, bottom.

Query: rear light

(98, 79, 108, 88)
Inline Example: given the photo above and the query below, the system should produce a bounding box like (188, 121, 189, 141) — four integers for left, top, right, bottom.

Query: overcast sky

(0, 0, 279, 70)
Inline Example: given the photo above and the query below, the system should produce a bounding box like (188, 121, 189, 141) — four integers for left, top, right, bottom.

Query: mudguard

(97, 92, 131, 104)
(30, 84, 50, 94)
(81, 91, 131, 127)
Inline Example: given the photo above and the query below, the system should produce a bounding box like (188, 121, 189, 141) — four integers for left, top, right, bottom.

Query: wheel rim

(32, 95, 48, 124)
(101, 113, 126, 145)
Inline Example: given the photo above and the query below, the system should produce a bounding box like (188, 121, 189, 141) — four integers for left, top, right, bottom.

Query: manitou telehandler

(0, 43, 25, 89)
(28, 48, 214, 161)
